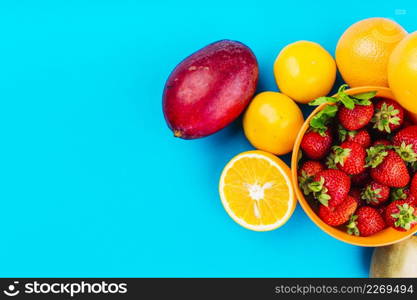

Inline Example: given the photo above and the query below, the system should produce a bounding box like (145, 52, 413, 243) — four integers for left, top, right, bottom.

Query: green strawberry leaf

(347, 215, 360, 236)
(309, 97, 338, 106)
(372, 102, 401, 134)
(332, 146, 351, 167)
(391, 188, 408, 201)
(325, 152, 338, 169)
(394, 142, 417, 164)
(365, 145, 389, 168)
(309, 105, 338, 135)
(392, 204, 417, 230)
(351, 91, 377, 106)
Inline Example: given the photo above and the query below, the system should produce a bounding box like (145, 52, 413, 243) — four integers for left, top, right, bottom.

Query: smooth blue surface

(0, 1, 416, 277)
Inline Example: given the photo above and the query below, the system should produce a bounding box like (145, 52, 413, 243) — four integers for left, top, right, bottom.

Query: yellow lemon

(219, 150, 296, 231)
(273, 41, 336, 104)
(243, 92, 304, 155)
(388, 31, 417, 114)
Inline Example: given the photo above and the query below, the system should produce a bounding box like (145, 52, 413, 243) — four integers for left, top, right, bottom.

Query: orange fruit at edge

(388, 31, 417, 114)
(336, 17, 407, 88)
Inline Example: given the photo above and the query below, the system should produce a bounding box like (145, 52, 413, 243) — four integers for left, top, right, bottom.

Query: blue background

(0, 0, 415, 277)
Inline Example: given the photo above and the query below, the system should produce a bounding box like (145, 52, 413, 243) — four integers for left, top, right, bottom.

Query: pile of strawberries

(298, 85, 417, 237)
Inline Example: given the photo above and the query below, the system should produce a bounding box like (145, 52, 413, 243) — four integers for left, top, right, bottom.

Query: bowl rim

(291, 86, 417, 247)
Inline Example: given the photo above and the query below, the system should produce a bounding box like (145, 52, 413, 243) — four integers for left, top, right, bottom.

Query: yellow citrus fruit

(273, 41, 336, 104)
(336, 17, 407, 87)
(388, 32, 417, 114)
(243, 91, 304, 155)
(219, 150, 295, 231)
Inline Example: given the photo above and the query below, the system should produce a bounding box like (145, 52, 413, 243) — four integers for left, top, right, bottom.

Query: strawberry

(411, 173, 417, 198)
(393, 125, 417, 164)
(308, 169, 351, 207)
(361, 181, 390, 206)
(350, 170, 370, 187)
(405, 195, 417, 206)
(327, 141, 365, 175)
(366, 147, 410, 188)
(347, 206, 386, 237)
(338, 126, 371, 148)
(372, 139, 391, 147)
(301, 129, 333, 160)
(372, 98, 404, 133)
(309, 85, 376, 131)
(385, 200, 417, 232)
(338, 104, 374, 131)
(298, 160, 325, 195)
(318, 195, 358, 226)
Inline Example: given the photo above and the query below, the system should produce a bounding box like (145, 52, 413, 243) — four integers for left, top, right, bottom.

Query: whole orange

(388, 32, 417, 114)
(336, 18, 407, 87)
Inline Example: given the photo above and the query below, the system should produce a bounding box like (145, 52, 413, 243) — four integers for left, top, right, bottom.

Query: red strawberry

(318, 195, 358, 226)
(301, 129, 333, 160)
(385, 200, 417, 232)
(361, 181, 390, 206)
(347, 206, 386, 237)
(350, 170, 370, 187)
(309, 169, 351, 207)
(338, 103, 374, 131)
(366, 147, 410, 188)
(372, 98, 404, 133)
(346, 129, 371, 148)
(298, 161, 325, 196)
(405, 195, 417, 206)
(393, 125, 417, 164)
(339, 125, 371, 148)
(328, 141, 366, 175)
(411, 174, 417, 198)
(372, 139, 391, 147)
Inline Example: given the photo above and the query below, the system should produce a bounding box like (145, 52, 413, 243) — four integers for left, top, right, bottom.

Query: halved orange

(219, 150, 296, 231)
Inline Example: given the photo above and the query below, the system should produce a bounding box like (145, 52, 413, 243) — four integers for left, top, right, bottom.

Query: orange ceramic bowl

(291, 86, 417, 247)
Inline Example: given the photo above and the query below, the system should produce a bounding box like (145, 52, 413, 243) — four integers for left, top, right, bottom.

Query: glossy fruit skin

(388, 32, 417, 114)
(353, 206, 386, 237)
(385, 200, 417, 232)
(273, 41, 336, 104)
(370, 150, 410, 188)
(338, 104, 374, 131)
(298, 161, 325, 177)
(362, 181, 390, 206)
(163, 40, 258, 139)
(372, 99, 404, 133)
(393, 125, 417, 153)
(334, 141, 366, 175)
(319, 195, 358, 226)
(336, 18, 407, 87)
(346, 129, 371, 148)
(301, 129, 333, 160)
(243, 92, 304, 155)
(313, 169, 351, 207)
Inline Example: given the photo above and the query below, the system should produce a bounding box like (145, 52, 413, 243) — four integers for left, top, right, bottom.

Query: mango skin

(163, 40, 258, 139)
